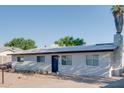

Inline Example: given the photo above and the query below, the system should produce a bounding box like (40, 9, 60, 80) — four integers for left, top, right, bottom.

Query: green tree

(54, 36, 86, 47)
(111, 5, 124, 33)
(4, 38, 37, 50)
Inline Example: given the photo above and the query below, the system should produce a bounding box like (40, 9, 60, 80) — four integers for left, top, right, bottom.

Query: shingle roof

(0, 46, 22, 53)
(11, 43, 117, 55)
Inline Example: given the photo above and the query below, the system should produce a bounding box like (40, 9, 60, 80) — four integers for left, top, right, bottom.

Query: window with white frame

(17, 57, 24, 62)
(86, 55, 99, 66)
(61, 55, 72, 65)
(37, 56, 45, 63)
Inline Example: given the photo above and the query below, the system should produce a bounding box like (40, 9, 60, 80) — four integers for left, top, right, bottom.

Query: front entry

(52, 55, 59, 73)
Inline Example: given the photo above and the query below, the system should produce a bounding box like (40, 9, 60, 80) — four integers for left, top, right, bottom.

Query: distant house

(10, 33, 124, 77)
(0, 47, 22, 64)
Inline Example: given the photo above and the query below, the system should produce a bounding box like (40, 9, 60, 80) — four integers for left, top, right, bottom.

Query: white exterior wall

(122, 50, 124, 71)
(0, 50, 13, 64)
(0, 51, 13, 56)
(58, 52, 113, 77)
(12, 52, 113, 77)
(12, 54, 52, 73)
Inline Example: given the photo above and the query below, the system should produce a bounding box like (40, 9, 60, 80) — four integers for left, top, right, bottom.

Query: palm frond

(111, 5, 124, 13)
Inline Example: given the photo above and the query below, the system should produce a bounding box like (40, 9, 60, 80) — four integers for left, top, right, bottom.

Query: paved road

(102, 78, 124, 88)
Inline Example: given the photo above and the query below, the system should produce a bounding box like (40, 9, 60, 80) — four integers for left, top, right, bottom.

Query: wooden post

(0, 66, 6, 84)
(1, 56, 3, 64)
(2, 68, 4, 84)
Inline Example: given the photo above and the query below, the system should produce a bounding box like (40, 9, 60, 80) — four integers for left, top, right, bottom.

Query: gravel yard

(0, 71, 123, 88)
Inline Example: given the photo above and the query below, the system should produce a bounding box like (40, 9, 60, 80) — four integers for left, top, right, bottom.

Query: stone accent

(113, 33, 123, 76)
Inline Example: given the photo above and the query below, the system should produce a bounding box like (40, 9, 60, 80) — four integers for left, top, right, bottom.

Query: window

(37, 56, 45, 63)
(61, 55, 72, 65)
(17, 57, 24, 62)
(86, 55, 99, 66)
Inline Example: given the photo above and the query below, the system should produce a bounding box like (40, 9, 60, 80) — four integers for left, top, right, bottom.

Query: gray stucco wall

(12, 52, 113, 77)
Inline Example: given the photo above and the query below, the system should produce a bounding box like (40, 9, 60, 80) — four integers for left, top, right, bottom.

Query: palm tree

(111, 5, 124, 34)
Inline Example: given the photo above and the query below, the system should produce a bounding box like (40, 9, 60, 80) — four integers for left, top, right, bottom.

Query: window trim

(17, 56, 24, 62)
(61, 55, 72, 65)
(86, 55, 99, 66)
(37, 56, 45, 63)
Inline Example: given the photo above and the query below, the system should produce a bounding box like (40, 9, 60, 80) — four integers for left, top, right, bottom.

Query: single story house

(10, 33, 124, 77)
(0, 47, 22, 64)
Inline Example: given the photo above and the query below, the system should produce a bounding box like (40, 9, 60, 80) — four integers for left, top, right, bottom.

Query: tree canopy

(4, 38, 37, 50)
(54, 36, 86, 47)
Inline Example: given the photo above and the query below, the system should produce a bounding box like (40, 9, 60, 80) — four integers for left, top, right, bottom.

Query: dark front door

(52, 55, 59, 73)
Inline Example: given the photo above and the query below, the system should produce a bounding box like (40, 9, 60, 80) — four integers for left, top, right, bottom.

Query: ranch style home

(10, 33, 124, 77)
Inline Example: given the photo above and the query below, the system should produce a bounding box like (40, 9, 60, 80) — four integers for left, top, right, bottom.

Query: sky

(0, 5, 123, 48)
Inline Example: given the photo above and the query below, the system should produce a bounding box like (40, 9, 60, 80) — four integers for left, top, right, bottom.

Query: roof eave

(9, 49, 115, 55)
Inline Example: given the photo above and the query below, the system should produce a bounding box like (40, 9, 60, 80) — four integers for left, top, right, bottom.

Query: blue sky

(0, 5, 123, 48)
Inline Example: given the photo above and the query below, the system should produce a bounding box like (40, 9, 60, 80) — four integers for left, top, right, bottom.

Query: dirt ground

(0, 71, 123, 88)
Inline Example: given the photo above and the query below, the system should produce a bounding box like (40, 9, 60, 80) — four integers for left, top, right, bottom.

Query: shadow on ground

(101, 78, 124, 88)
(55, 75, 113, 84)
(55, 75, 124, 88)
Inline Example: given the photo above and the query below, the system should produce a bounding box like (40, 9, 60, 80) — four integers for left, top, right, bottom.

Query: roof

(0, 46, 22, 53)
(10, 43, 117, 55)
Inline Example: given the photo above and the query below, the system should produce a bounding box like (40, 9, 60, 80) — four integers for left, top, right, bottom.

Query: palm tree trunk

(114, 13, 123, 34)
